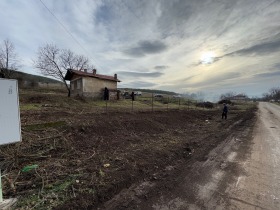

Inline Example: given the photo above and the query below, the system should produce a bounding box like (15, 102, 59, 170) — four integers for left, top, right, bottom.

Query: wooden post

(0, 170, 3, 202)
(152, 93, 154, 112)
(131, 100, 134, 111)
(106, 100, 108, 113)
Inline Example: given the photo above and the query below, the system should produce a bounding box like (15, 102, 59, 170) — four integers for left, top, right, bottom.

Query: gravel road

(225, 102, 280, 210)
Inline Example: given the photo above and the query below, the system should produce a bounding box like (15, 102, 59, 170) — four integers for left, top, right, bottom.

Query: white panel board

(0, 79, 21, 145)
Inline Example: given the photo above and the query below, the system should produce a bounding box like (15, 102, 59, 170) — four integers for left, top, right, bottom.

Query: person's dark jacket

(223, 105, 228, 113)
(104, 88, 109, 100)
(131, 92, 135, 101)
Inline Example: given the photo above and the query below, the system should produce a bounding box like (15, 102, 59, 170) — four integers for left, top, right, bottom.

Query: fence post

(152, 93, 154, 112)
(0, 169, 3, 202)
(106, 100, 108, 113)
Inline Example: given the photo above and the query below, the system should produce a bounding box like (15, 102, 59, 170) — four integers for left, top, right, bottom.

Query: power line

(38, 0, 105, 71)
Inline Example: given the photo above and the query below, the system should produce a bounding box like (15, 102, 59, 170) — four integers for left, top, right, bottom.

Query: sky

(1, 0, 280, 100)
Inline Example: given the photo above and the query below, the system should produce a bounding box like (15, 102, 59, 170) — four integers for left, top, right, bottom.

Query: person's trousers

(222, 112, 227, 119)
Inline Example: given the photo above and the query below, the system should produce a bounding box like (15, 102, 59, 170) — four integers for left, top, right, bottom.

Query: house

(229, 94, 248, 101)
(64, 69, 121, 99)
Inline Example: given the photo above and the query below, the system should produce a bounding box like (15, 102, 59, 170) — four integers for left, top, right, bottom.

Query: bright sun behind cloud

(200, 51, 216, 64)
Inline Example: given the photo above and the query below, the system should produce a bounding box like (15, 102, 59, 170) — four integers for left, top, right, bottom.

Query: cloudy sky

(1, 0, 280, 100)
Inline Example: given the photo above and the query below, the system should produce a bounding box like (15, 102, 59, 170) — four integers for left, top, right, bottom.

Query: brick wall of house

(70, 76, 118, 99)
(83, 77, 117, 93)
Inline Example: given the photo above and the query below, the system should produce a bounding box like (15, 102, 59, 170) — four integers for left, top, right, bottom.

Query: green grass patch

(24, 121, 67, 131)
(50, 179, 74, 193)
(20, 104, 41, 111)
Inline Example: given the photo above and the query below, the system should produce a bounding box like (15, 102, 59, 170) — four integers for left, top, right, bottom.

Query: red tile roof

(65, 69, 121, 82)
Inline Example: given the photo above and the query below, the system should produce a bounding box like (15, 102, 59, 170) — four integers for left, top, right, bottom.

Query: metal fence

(101, 95, 217, 113)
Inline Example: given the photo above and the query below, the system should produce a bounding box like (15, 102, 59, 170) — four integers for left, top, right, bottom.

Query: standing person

(222, 103, 228, 119)
(131, 91, 135, 101)
(104, 87, 109, 100)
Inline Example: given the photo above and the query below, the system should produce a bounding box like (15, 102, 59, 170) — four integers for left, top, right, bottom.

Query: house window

(77, 80, 81, 90)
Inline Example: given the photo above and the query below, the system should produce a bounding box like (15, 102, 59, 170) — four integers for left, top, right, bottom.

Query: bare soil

(0, 92, 257, 209)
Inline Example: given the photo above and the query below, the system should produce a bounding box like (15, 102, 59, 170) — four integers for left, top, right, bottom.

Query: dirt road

(224, 102, 280, 210)
(103, 102, 280, 209)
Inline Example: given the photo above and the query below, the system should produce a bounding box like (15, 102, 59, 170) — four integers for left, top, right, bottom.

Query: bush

(218, 99, 232, 105)
(196, 101, 214, 109)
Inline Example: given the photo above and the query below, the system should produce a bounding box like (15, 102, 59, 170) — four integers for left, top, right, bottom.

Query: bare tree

(60, 49, 91, 71)
(0, 39, 20, 78)
(220, 91, 236, 100)
(269, 87, 280, 100)
(262, 92, 270, 101)
(34, 44, 92, 97)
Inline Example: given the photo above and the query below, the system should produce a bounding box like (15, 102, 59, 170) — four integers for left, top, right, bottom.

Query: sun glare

(200, 51, 216, 64)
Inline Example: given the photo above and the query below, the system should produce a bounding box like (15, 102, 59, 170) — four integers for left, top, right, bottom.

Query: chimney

(114, 74, 117, 79)
(92, 69, 97, 75)
(84, 69, 87, 73)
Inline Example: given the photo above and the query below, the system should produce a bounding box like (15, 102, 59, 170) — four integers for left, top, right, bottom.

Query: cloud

(95, 4, 114, 24)
(226, 38, 280, 57)
(175, 71, 242, 90)
(157, 0, 193, 33)
(253, 71, 280, 78)
(181, 75, 196, 82)
(154, 65, 169, 70)
(124, 40, 168, 57)
(1, 0, 280, 98)
(197, 56, 221, 66)
(272, 62, 280, 69)
(121, 81, 157, 88)
(117, 71, 163, 78)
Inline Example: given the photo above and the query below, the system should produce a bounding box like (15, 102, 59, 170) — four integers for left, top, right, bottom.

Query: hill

(119, 88, 177, 95)
(10, 70, 62, 84)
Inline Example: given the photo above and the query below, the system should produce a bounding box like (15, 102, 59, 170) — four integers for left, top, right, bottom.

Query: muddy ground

(0, 92, 257, 209)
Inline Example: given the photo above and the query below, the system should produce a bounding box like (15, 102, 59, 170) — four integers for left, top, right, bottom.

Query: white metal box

(0, 78, 21, 145)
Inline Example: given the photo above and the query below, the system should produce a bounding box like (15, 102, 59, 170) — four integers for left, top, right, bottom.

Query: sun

(200, 51, 216, 64)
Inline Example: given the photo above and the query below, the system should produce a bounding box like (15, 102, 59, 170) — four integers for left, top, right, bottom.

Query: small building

(230, 94, 248, 101)
(64, 69, 121, 99)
